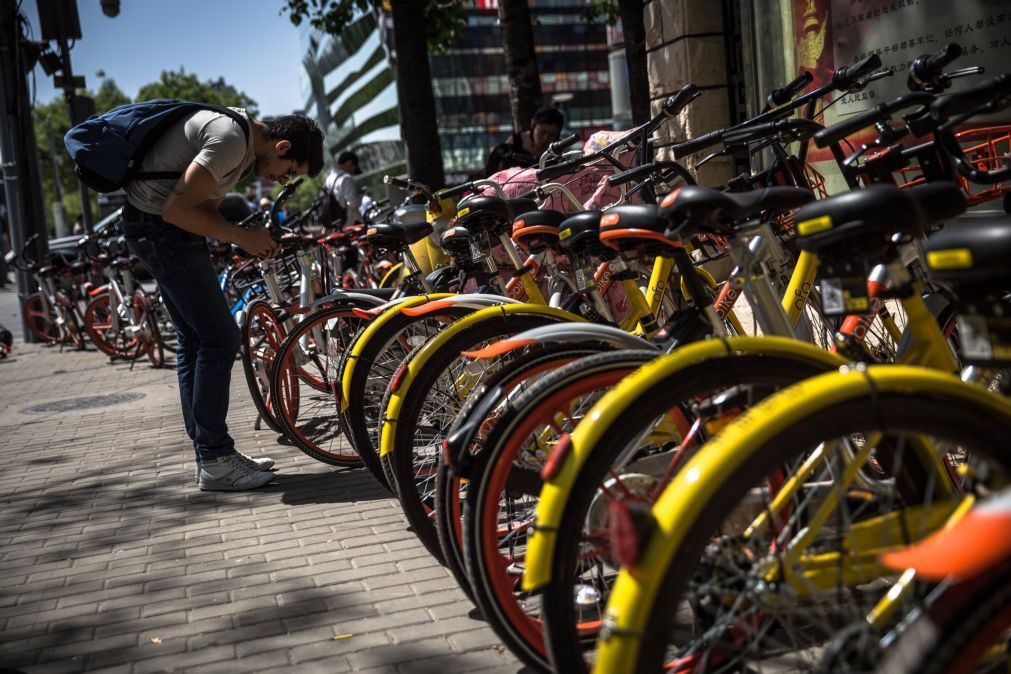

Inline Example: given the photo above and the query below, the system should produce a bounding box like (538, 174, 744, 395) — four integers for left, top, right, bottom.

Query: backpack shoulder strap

(134, 103, 251, 181)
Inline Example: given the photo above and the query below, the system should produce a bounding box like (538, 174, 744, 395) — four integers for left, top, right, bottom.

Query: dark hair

(265, 114, 325, 177)
(531, 105, 564, 129)
(337, 150, 359, 166)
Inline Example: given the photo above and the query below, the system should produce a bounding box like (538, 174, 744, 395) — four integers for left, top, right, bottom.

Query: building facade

(299, 0, 613, 185)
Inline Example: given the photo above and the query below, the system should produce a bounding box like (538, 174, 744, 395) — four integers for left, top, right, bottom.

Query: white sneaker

(198, 455, 276, 491)
(194, 453, 274, 485)
(236, 450, 274, 471)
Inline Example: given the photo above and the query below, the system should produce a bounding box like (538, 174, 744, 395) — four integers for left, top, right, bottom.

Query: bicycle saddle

(365, 221, 434, 249)
(795, 182, 964, 254)
(440, 226, 472, 258)
(457, 196, 540, 236)
(393, 204, 429, 226)
(557, 211, 606, 256)
(925, 215, 1011, 286)
(660, 185, 814, 239)
(599, 204, 679, 252)
(512, 210, 565, 251)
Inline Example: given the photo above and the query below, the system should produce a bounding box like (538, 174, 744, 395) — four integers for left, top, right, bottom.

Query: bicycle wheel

(143, 309, 165, 368)
(601, 383, 1011, 674)
(23, 292, 62, 344)
(382, 311, 574, 562)
(463, 349, 661, 671)
(435, 344, 612, 603)
(339, 304, 474, 490)
(271, 303, 369, 466)
(239, 299, 287, 434)
(537, 355, 833, 673)
(84, 293, 143, 358)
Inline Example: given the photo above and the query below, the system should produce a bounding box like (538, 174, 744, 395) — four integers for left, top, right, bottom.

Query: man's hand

(235, 228, 280, 258)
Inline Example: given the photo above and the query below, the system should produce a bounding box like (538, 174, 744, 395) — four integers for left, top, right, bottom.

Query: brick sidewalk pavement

(0, 337, 521, 673)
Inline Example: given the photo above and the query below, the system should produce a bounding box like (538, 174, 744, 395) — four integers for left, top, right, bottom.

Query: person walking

(122, 107, 324, 491)
(318, 151, 363, 228)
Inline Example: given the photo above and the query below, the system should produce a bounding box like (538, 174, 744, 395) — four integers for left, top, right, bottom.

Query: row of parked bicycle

(20, 42, 1011, 672)
(227, 43, 1011, 672)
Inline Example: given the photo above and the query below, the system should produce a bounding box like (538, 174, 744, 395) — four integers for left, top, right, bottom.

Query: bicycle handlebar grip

(384, 175, 412, 190)
(438, 183, 473, 200)
(607, 164, 655, 187)
(833, 53, 883, 90)
(767, 71, 813, 108)
(663, 83, 702, 117)
(908, 43, 962, 91)
(931, 73, 1011, 121)
(673, 129, 724, 158)
(535, 156, 592, 181)
(548, 133, 580, 155)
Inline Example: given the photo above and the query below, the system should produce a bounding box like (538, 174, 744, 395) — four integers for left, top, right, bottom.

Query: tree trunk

(390, 0, 445, 189)
(498, 0, 542, 132)
(618, 0, 650, 126)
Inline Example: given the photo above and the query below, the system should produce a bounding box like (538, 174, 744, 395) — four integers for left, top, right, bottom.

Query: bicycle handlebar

(535, 155, 597, 181)
(833, 53, 883, 91)
(812, 92, 933, 147)
(931, 72, 1011, 122)
(722, 118, 824, 146)
(767, 71, 813, 109)
(548, 133, 580, 155)
(908, 43, 962, 92)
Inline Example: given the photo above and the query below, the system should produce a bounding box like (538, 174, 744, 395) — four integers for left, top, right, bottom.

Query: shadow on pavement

(272, 466, 389, 506)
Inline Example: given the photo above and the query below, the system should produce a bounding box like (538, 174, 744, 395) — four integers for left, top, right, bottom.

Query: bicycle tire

(339, 305, 475, 491)
(84, 293, 144, 359)
(463, 349, 661, 671)
(383, 311, 573, 563)
(435, 344, 612, 603)
(23, 292, 61, 344)
(538, 354, 833, 673)
(271, 303, 369, 466)
(239, 299, 286, 434)
(616, 393, 1011, 673)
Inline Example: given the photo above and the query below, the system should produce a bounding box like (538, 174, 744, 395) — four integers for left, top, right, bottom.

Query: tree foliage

(280, 0, 466, 53)
(137, 68, 259, 115)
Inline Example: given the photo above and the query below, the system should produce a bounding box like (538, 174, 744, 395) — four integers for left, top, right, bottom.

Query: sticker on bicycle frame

(574, 267, 588, 290)
(926, 248, 973, 271)
(957, 314, 993, 360)
(822, 278, 845, 314)
(797, 215, 832, 236)
(469, 239, 483, 262)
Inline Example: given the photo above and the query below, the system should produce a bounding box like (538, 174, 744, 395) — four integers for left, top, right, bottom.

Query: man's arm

(162, 162, 278, 257)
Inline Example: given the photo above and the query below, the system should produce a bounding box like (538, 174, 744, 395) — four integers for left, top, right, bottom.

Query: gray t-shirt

(126, 108, 255, 215)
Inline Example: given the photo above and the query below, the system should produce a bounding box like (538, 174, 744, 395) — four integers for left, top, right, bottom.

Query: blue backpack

(64, 99, 249, 193)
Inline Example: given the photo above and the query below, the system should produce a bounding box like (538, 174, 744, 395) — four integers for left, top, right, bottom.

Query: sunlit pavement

(0, 330, 519, 673)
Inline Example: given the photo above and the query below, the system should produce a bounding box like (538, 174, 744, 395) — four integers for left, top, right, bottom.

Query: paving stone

(0, 342, 519, 671)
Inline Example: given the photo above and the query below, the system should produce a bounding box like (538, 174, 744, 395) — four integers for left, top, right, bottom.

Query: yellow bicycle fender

(379, 303, 584, 458)
(594, 366, 1011, 674)
(339, 293, 456, 412)
(523, 335, 847, 592)
(379, 262, 404, 289)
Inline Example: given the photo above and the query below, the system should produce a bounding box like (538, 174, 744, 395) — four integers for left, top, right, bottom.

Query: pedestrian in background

(122, 106, 324, 491)
(483, 105, 564, 177)
(318, 151, 363, 228)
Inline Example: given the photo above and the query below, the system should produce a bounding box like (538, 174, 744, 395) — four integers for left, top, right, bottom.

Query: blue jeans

(124, 208, 240, 463)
